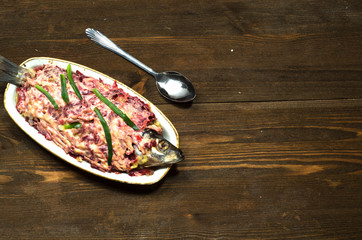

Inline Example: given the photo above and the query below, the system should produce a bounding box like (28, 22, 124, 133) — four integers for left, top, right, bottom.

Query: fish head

(135, 129, 184, 167)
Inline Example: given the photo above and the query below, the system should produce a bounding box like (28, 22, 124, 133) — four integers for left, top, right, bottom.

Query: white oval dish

(4, 57, 179, 185)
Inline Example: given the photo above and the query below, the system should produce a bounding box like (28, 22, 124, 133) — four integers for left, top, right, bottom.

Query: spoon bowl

(85, 28, 196, 102)
(155, 71, 196, 102)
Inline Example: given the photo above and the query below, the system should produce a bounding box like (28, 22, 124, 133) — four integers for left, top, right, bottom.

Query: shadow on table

(168, 100, 194, 109)
(0, 82, 9, 95)
(66, 161, 180, 194)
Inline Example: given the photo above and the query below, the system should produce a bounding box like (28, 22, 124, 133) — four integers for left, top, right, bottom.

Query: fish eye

(157, 140, 169, 151)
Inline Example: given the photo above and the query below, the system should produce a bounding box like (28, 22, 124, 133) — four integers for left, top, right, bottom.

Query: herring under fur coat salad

(15, 63, 184, 176)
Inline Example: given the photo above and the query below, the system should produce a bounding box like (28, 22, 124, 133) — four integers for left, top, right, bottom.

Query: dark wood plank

(2, 35, 362, 105)
(1, 98, 362, 238)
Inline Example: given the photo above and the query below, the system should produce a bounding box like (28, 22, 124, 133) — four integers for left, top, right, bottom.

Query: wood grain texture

(1, 0, 362, 239)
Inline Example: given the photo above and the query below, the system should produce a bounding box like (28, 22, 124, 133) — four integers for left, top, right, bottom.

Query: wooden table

(1, 0, 362, 239)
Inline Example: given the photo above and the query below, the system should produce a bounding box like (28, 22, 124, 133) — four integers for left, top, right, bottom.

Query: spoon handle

(85, 28, 157, 77)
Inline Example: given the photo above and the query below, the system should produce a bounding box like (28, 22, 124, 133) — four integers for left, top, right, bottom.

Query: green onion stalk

(35, 84, 59, 110)
(92, 88, 139, 131)
(67, 64, 83, 100)
(94, 107, 113, 166)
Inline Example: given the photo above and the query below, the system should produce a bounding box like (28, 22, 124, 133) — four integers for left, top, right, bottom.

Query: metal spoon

(85, 28, 196, 102)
